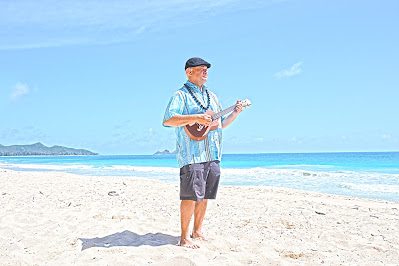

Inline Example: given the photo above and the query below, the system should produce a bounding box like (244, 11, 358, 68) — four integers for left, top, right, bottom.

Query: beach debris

(230, 246, 244, 252)
(278, 250, 306, 260)
(92, 214, 131, 220)
(315, 211, 326, 215)
(281, 220, 295, 229)
(69, 238, 78, 246)
(285, 253, 305, 259)
(108, 191, 119, 196)
(111, 215, 131, 220)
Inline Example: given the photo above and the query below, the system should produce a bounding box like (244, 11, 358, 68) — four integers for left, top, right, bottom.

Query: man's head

(185, 57, 211, 87)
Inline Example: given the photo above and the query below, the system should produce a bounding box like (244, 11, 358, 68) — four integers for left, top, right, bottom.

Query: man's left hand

(234, 100, 243, 114)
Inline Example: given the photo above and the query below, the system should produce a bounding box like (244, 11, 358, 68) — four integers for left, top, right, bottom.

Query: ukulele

(184, 99, 251, 141)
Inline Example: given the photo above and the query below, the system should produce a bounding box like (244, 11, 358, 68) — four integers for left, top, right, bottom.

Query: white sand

(1, 168, 398, 265)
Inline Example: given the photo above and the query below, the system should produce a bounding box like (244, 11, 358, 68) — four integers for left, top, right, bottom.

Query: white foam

(341, 183, 399, 194)
(2, 162, 399, 199)
(100, 165, 178, 174)
(2, 162, 398, 181)
(0, 162, 93, 170)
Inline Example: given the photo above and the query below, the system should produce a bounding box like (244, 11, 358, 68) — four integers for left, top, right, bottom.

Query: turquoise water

(1, 152, 399, 202)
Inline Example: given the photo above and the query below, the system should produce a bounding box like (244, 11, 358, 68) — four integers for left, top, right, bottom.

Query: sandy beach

(1, 168, 398, 265)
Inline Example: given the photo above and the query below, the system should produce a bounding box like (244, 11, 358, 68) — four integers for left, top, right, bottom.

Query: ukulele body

(182, 99, 251, 141)
(184, 110, 220, 141)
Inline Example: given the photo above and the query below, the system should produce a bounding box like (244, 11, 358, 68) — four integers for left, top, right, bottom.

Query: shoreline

(1, 162, 399, 203)
(1, 168, 399, 265)
(0, 154, 100, 158)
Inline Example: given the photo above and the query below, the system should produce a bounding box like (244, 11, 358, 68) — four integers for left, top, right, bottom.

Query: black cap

(185, 57, 211, 70)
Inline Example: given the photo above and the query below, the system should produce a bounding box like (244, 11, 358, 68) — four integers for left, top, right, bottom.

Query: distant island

(154, 149, 177, 155)
(0, 142, 98, 156)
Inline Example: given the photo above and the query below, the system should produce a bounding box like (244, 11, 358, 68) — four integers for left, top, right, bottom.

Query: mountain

(0, 142, 98, 156)
(154, 149, 177, 155)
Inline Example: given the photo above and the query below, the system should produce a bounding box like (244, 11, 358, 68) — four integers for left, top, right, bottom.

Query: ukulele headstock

(240, 99, 252, 108)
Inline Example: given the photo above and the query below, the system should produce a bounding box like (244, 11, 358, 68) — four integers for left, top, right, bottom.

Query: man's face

(188, 65, 208, 86)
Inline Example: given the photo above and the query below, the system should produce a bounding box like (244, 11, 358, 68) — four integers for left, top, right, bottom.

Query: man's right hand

(196, 114, 212, 126)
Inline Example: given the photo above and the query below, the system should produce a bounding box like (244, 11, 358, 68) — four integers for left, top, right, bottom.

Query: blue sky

(1, 0, 398, 155)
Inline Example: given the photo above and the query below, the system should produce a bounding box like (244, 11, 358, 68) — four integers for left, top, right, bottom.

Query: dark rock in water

(0, 142, 98, 156)
(154, 149, 177, 155)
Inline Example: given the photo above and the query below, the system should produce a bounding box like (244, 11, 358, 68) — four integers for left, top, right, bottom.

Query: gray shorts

(179, 160, 221, 202)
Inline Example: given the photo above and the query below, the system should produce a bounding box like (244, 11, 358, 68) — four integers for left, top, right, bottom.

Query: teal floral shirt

(163, 81, 225, 168)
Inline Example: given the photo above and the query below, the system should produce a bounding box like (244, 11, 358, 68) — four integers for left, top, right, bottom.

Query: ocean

(1, 152, 399, 202)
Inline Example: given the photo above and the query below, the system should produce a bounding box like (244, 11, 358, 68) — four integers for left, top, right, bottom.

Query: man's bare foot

(191, 232, 208, 241)
(179, 238, 200, 249)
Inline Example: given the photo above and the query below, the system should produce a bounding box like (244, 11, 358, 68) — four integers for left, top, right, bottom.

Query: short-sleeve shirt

(163, 81, 224, 168)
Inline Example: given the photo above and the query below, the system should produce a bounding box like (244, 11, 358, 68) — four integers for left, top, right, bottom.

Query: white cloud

(289, 136, 303, 144)
(0, 0, 276, 50)
(0, 126, 49, 143)
(10, 82, 30, 101)
(275, 61, 303, 79)
(381, 133, 398, 143)
(108, 121, 173, 153)
(254, 137, 264, 143)
(381, 133, 391, 140)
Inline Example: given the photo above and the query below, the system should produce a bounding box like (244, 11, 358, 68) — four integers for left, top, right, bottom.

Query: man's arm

(221, 101, 243, 129)
(163, 113, 212, 127)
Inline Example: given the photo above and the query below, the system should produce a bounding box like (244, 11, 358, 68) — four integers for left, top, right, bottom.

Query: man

(163, 57, 243, 248)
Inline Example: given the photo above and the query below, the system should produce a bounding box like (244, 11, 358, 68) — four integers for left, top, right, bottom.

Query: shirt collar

(185, 80, 207, 93)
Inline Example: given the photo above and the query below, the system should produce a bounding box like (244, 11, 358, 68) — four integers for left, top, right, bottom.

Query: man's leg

(191, 161, 220, 240)
(192, 199, 208, 240)
(180, 200, 199, 248)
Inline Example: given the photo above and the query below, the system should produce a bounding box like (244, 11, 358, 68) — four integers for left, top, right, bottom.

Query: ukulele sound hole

(196, 123, 204, 131)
